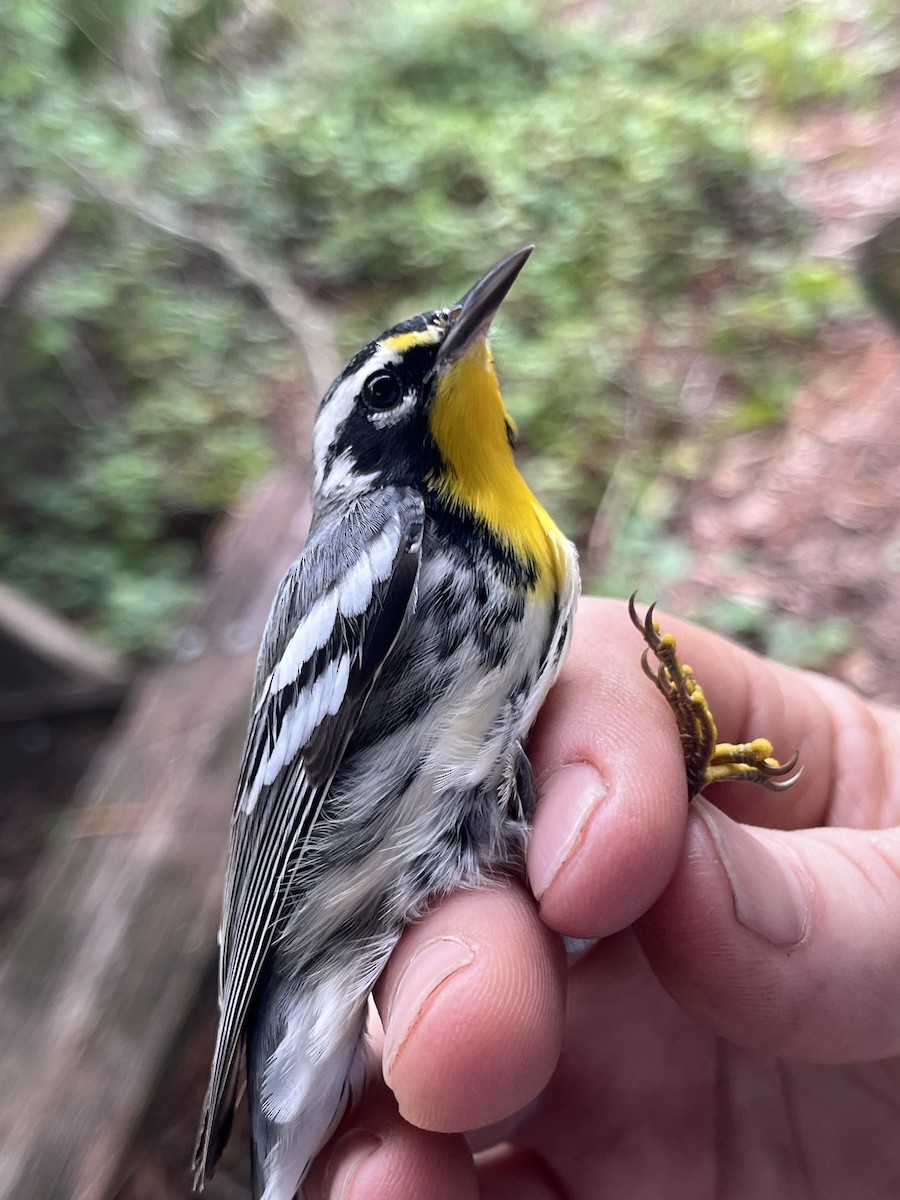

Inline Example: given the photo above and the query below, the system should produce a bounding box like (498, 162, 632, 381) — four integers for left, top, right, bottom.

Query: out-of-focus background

(1, 1, 899, 1196)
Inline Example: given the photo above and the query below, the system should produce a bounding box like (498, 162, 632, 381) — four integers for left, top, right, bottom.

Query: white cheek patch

(322, 451, 378, 500)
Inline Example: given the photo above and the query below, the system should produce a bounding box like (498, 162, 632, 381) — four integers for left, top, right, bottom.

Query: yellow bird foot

(628, 594, 801, 802)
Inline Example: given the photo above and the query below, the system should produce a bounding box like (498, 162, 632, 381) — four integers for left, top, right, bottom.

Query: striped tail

(247, 962, 370, 1200)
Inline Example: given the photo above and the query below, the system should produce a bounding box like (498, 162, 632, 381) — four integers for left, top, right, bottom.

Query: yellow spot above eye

(427, 337, 568, 593)
(382, 328, 441, 355)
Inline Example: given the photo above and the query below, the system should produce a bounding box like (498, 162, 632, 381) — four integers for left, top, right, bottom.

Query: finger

(637, 798, 900, 1062)
(477, 1145, 565, 1200)
(526, 597, 690, 937)
(373, 883, 566, 1133)
(306, 1075, 477, 1200)
(799, 669, 900, 827)
(528, 596, 890, 943)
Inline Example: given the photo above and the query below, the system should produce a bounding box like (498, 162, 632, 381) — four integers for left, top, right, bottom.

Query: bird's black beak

(438, 246, 533, 364)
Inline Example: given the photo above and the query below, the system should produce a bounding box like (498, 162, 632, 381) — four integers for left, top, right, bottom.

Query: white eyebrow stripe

(312, 324, 444, 493)
(312, 342, 409, 490)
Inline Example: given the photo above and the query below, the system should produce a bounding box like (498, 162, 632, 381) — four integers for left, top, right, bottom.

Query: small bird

(193, 247, 580, 1199)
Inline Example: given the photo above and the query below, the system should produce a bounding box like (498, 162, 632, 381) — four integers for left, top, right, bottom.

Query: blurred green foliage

(0, 210, 285, 650)
(704, 593, 856, 668)
(0, 0, 894, 654)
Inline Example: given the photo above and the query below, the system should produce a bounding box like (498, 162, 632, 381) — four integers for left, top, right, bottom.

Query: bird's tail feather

(248, 969, 369, 1200)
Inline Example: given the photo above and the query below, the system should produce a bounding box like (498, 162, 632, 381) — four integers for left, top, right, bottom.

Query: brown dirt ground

(667, 95, 900, 705)
(670, 313, 900, 704)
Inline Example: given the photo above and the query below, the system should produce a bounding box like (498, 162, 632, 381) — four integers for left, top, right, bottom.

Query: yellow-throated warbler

(193, 248, 800, 1200)
(193, 248, 580, 1200)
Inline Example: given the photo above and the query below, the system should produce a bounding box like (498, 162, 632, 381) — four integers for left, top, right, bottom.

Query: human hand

(305, 597, 900, 1199)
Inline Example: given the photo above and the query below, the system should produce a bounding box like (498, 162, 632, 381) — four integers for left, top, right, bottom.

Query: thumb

(637, 799, 900, 1063)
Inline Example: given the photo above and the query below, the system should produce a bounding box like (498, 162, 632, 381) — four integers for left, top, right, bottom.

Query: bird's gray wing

(193, 487, 424, 1185)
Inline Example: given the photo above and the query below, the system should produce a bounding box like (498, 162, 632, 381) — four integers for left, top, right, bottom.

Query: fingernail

(528, 762, 607, 900)
(694, 798, 810, 947)
(382, 935, 475, 1083)
(325, 1131, 382, 1200)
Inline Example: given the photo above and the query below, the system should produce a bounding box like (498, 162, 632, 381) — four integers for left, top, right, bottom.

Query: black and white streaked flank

(193, 250, 580, 1200)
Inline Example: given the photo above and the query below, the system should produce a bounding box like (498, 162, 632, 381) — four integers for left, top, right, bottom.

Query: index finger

(526, 596, 888, 938)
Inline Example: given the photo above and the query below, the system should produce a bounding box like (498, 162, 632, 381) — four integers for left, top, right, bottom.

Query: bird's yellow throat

(427, 338, 567, 591)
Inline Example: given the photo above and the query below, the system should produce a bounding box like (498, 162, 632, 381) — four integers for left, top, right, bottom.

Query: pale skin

(305, 597, 900, 1199)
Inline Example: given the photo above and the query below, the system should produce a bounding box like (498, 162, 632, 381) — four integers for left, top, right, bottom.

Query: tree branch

(66, 161, 340, 399)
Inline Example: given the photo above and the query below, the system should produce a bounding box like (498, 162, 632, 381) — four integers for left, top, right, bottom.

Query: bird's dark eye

(362, 371, 403, 411)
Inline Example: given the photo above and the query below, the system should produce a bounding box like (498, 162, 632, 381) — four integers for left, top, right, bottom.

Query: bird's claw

(628, 593, 802, 801)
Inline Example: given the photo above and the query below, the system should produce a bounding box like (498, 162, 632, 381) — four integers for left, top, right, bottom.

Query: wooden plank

(0, 579, 130, 720)
(0, 471, 312, 1200)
